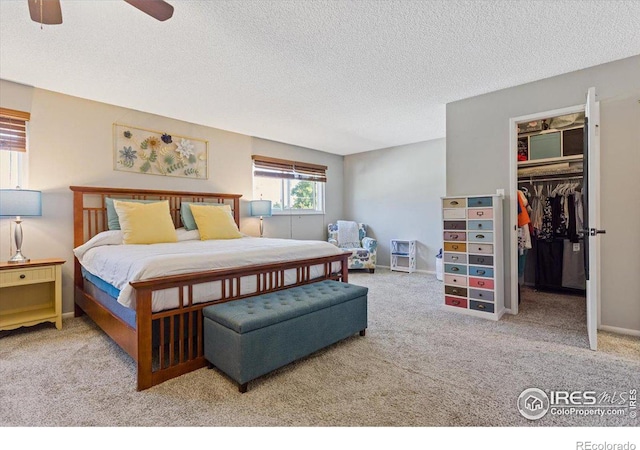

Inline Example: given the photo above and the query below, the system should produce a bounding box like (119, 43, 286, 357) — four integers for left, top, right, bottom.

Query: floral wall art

(113, 123, 208, 179)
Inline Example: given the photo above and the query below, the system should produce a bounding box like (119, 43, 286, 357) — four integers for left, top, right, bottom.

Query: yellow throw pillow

(113, 200, 177, 244)
(189, 203, 242, 240)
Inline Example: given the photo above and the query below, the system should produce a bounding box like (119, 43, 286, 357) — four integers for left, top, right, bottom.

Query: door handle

(589, 228, 606, 236)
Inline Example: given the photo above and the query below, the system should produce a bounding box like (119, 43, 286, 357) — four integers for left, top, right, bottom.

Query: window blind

(252, 155, 327, 182)
(0, 108, 30, 153)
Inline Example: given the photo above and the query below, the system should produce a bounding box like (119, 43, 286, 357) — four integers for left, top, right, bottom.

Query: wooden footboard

(132, 253, 348, 390)
(70, 185, 349, 390)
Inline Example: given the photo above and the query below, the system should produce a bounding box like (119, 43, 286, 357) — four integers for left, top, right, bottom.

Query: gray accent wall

(344, 138, 446, 272)
(446, 55, 640, 333)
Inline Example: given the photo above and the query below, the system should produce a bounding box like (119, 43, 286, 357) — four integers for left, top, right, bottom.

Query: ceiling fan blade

(124, 0, 174, 21)
(28, 0, 62, 25)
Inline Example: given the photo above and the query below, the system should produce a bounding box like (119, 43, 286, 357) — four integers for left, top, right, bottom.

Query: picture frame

(113, 123, 208, 179)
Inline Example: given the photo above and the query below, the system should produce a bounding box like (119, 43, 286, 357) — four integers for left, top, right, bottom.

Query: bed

(71, 186, 349, 390)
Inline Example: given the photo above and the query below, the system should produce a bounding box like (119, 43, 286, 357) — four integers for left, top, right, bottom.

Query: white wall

(0, 79, 344, 315)
(446, 55, 640, 333)
(344, 138, 446, 272)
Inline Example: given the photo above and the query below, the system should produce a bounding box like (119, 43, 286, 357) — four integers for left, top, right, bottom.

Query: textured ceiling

(1, 1, 639, 155)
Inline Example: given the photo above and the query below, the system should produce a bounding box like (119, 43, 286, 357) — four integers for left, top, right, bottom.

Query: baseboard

(598, 325, 640, 337)
(62, 312, 75, 320)
(375, 265, 436, 275)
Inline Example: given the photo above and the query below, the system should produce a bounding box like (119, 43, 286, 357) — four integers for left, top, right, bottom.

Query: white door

(583, 87, 603, 351)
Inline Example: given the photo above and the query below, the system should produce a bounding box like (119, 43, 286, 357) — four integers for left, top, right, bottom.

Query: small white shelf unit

(390, 239, 416, 273)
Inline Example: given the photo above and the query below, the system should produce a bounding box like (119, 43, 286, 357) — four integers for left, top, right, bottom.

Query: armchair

(328, 221, 377, 273)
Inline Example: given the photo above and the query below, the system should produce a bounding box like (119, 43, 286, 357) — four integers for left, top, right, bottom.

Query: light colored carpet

(0, 271, 638, 427)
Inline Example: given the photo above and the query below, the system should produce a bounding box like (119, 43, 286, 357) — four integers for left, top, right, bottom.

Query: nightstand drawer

(0, 266, 55, 287)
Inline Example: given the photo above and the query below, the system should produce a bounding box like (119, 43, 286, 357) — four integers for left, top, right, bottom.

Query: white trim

(377, 265, 436, 275)
(271, 210, 324, 216)
(508, 104, 584, 316)
(598, 325, 640, 338)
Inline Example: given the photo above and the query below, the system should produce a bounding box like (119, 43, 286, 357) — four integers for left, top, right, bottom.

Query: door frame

(508, 104, 585, 315)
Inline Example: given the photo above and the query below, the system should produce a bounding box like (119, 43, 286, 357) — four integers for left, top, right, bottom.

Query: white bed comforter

(74, 230, 346, 312)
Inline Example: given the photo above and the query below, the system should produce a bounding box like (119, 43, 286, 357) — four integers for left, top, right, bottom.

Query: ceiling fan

(27, 0, 174, 25)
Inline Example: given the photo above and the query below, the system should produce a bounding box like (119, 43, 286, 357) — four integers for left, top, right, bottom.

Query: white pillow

(176, 227, 201, 241)
(73, 230, 123, 260)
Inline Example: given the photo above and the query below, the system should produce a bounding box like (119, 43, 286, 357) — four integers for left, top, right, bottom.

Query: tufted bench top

(203, 280, 368, 334)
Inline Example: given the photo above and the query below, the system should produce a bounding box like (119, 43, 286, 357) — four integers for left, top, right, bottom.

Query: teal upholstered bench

(203, 280, 368, 392)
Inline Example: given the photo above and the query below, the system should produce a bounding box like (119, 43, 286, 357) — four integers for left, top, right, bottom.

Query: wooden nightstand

(0, 258, 65, 331)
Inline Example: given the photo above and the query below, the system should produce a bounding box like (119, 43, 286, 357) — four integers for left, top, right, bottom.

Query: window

(252, 155, 327, 214)
(0, 108, 30, 189)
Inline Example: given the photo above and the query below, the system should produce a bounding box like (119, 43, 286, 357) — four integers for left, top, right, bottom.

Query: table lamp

(0, 189, 42, 263)
(250, 199, 272, 238)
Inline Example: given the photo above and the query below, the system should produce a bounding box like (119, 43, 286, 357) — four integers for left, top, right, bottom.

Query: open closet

(516, 111, 587, 304)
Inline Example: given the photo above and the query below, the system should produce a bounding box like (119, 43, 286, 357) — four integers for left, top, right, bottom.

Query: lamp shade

(0, 189, 42, 217)
(250, 200, 272, 217)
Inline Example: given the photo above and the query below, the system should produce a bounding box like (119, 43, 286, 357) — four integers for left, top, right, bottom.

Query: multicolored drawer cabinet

(442, 195, 504, 320)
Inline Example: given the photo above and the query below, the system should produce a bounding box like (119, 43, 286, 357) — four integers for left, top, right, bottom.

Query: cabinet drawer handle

(452, 267, 459, 272)
(453, 279, 458, 282)
(451, 201, 459, 205)
(476, 234, 485, 239)
(452, 256, 458, 260)
(452, 289, 458, 294)
(478, 293, 483, 297)
(477, 211, 484, 216)
(477, 304, 486, 309)
(478, 258, 484, 263)
(19, 274, 26, 279)
(478, 223, 482, 228)
(452, 300, 460, 305)
(478, 281, 485, 286)
(477, 270, 486, 275)
(451, 234, 458, 239)
(452, 245, 458, 249)
(477, 247, 483, 251)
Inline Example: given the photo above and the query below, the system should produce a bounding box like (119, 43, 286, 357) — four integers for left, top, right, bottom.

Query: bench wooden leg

(359, 329, 366, 336)
(239, 383, 248, 393)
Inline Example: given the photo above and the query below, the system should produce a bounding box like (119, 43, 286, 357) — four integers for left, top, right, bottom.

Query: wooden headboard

(70, 186, 242, 247)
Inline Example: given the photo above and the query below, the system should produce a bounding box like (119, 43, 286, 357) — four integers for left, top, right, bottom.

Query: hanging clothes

(517, 190, 532, 282)
(539, 195, 554, 241)
(525, 177, 586, 292)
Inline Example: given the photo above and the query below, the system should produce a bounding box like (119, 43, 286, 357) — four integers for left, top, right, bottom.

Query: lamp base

(8, 250, 30, 264)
